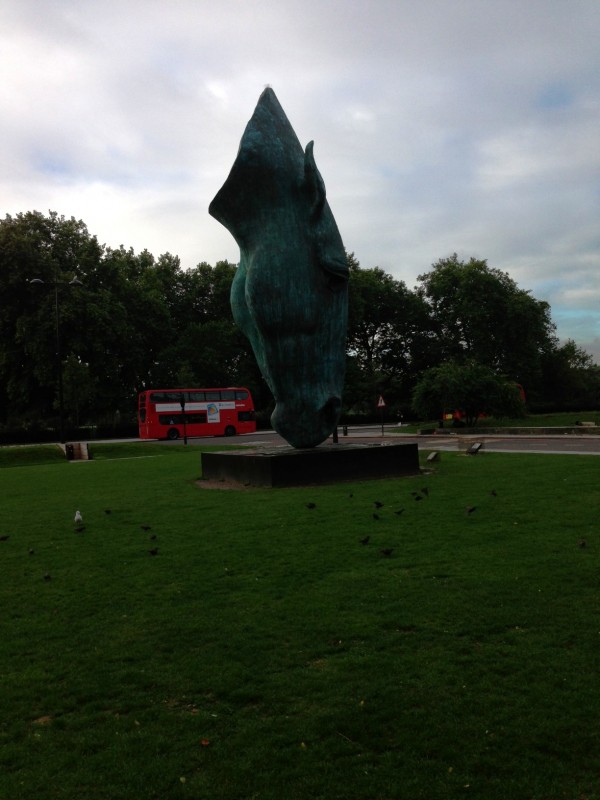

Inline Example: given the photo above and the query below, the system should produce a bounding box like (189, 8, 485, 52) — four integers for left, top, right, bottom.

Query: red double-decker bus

(138, 387, 256, 440)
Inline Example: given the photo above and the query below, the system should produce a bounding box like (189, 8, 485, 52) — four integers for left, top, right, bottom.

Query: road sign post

(377, 395, 386, 436)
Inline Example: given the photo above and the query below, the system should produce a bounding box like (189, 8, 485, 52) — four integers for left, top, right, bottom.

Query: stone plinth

(201, 442, 419, 488)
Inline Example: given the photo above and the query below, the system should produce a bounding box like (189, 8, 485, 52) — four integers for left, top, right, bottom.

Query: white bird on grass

(74, 510, 83, 525)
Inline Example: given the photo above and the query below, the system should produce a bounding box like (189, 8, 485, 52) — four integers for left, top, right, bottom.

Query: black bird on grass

(149, 534, 157, 541)
(359, 535, 370, 545)
(0, 535, 10, 541)
(373, 501, 384, 509)
(104, 509, 112, 515)
(148, 547, 159, 556)
(29, 549, 35, 555)
(141, 524, 152, 531)
(372, 513, 380, 520)
(490, 489, 498, 497)
(305, 502, 316, 510)
(466, 506, 477, 515)
(43, 573, 52, 581)
(380, 548, 394, 557)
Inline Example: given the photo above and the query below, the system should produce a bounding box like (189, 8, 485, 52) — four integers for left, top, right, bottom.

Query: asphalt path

(165, 425, 600, 455)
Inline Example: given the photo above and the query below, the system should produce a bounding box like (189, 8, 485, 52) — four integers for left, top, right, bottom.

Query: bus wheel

(167, 428, 179, 440)
(224, 425, 236, 437)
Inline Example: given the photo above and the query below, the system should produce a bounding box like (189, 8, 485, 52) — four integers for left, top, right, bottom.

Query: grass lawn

(0, 445, 599, 799)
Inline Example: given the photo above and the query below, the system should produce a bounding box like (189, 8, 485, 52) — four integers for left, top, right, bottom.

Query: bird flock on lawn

(303, 483, 468, 559)
(0, 482, 591, 580)
(304, 478, 587, 558)
(0, 508, 163, 583)
(70, 510, 158, 556)
(301, 484, 591, 560)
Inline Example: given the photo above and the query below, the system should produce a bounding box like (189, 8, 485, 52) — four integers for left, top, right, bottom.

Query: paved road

(169, 425, 600, 455)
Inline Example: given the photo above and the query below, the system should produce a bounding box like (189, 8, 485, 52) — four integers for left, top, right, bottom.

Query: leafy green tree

(0, 211, 103, 425)
(539, 339, 600, 409)
(149, 260, 263, 397)
(411, 361, 526, 426)
(417, 254, 557, 394)
(345, 253, 436, 414)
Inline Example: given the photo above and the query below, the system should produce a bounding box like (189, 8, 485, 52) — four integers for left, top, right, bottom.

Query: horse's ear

(304, 141, 326, 220)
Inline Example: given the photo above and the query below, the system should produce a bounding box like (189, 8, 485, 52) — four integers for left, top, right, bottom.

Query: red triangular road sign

(377, 395, 386, 408)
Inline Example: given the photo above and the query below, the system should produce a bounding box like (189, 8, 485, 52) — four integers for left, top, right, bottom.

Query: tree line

(0, 211, 598, 435)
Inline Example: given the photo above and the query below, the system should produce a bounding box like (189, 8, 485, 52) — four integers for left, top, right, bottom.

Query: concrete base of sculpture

(200, 442, 420, 488)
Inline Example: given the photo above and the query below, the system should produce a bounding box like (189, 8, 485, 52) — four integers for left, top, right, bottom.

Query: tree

(539, 339, 600, 410)
(0, 211, 104, 426)
(0, 212, 257, 430)
(417, 254, 557, 394)
(411, 361, 526, 426)
(345, 253, 436, 414)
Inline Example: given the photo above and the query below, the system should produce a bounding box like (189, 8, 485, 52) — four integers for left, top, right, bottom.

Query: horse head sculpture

(209, 88, 348, 448)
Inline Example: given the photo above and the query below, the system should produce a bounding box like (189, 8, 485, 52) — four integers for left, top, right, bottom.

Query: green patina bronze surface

(209, 88, 348, 448)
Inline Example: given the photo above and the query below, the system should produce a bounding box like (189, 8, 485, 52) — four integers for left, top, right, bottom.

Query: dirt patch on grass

(195, 478, 256, 491)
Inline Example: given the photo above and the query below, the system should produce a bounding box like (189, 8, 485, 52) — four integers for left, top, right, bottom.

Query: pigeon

(148, 547, 159, 556)
(74, 511, 83, 525)
(359, 535, 370, 545)
(380, 548, 394, 557)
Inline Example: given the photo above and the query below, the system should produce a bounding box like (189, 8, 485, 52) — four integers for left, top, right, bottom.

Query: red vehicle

(442, 383, 526, 425)
(138, 387, 256, 440)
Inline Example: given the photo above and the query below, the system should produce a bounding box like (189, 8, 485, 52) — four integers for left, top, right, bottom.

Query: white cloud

(1, 0, 599, 353)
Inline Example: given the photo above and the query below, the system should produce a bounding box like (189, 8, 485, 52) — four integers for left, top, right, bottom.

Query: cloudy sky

(2, 0, 599, 358)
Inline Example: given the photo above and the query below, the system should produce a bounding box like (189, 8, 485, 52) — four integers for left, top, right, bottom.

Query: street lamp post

(179, 392, 188, 445)
(30, 277, 82, 444)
